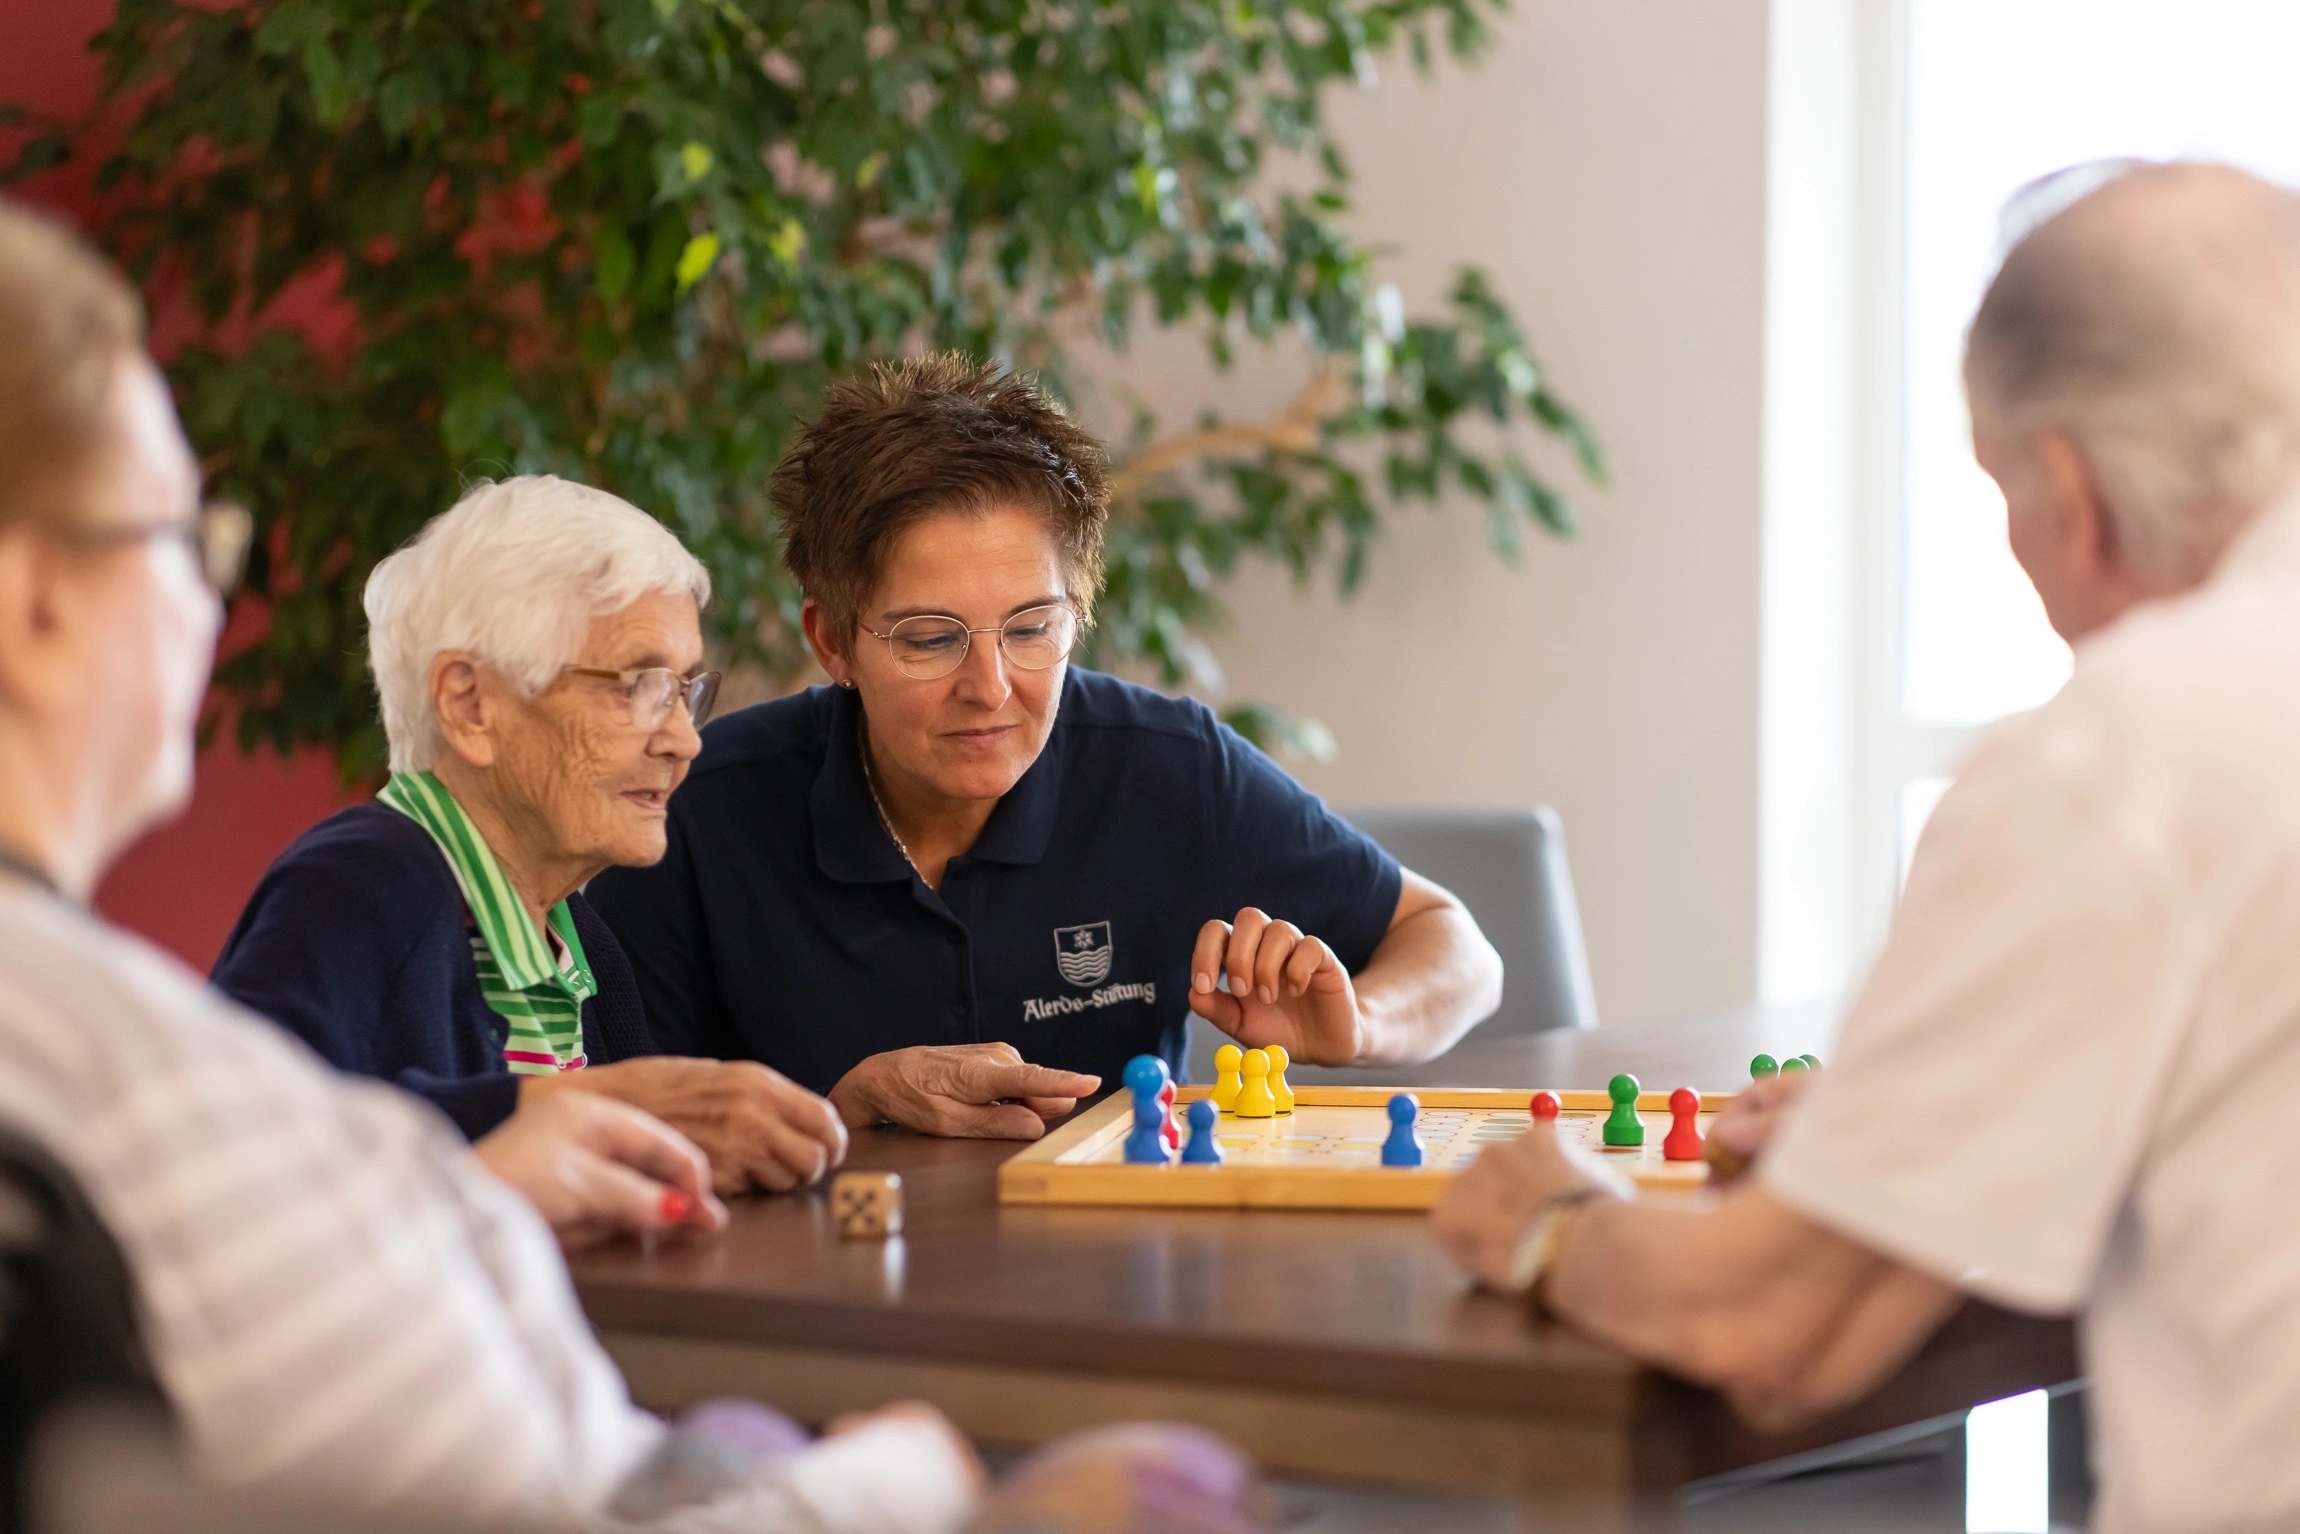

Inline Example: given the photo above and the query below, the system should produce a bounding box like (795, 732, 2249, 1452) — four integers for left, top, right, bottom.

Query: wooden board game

(998, 1085, 1730, 1210)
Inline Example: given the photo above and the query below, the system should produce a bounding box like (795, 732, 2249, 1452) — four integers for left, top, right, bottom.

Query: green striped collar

(377, 771, 597, 1001)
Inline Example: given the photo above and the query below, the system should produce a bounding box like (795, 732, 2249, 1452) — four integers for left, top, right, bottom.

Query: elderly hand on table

(523, 1056, 850, 1196)
(830, 1042, 1102, 1139)
(477, 1088, 729, 1249)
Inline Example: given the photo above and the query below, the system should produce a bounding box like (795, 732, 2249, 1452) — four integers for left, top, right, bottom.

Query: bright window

(1900, 0, 2300, 727)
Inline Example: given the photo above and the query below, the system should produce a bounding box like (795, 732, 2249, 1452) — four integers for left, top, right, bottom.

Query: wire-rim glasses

(51, 501, 255, 595)
(862, 602, 1079, 681)
(559, 666, 723, 731)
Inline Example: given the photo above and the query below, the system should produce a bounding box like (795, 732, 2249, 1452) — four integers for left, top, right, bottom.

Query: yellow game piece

(1235, 1048, 1278, 1118)
(1212, 1043, 1243, 1112)
(1266, 1043, 1295, 1114)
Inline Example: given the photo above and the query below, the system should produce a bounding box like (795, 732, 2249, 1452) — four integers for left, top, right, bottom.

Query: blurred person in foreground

(0, 193, 1271, 1534)
(590, 354, 1503, 1139)
(212, 476, 849, 1195)
(1436, 161, 2300, 1534)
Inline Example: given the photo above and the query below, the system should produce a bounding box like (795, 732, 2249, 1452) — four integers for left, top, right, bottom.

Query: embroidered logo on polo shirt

(1053, 921, 1114, 987)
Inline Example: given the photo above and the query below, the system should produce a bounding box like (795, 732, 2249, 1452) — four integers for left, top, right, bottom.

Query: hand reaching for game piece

(522, 1055, 849, 1196)
(1703, 1069, 1814, 1184)
(830, 1042, 1101, 1139)
(1188, 907, 1363, 1065)
(476, 1088, 729, 1250)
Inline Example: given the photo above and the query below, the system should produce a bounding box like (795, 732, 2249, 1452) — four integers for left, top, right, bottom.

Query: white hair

(1965, 161, 2300, 581)
(365, 475, 712, 773)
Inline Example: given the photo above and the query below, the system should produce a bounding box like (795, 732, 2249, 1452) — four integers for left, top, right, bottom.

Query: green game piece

(1780, 1056, 1808, 1074)
(1749, 1054, 1778, 1080)
(1799, 1054, 1822, 1070)
(1602, 1073, 1644, 1147)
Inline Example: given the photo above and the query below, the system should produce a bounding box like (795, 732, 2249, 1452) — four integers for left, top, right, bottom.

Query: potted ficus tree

(6, 0, 1601, 775)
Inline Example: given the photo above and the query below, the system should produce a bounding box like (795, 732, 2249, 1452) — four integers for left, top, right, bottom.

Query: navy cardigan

(211, 803, 654, 1140)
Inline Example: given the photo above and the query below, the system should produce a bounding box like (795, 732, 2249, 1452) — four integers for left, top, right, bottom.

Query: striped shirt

(377, 772, 592, 1074)
(0, 881, 975, 1533)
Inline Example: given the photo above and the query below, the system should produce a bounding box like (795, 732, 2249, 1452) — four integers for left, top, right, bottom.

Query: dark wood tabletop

(570, 1001, 2079, 1515)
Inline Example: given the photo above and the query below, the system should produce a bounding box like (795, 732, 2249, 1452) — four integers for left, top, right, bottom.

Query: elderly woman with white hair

(214, 476, 849, 1193)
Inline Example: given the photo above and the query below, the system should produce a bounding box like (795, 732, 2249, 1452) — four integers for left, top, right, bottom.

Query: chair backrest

(1342, 806, 1597, 1037)
(0, 1131, 161, 1534)
(1184, 804, 1597, 1081)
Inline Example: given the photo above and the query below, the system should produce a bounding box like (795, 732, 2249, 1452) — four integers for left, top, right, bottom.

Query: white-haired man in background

(1437, 161, 2300, 1534)
(214, 474, 852, 1196)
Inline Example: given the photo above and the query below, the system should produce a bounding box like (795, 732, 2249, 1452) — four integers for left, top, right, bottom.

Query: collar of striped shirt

(377, 771, 597, 1071)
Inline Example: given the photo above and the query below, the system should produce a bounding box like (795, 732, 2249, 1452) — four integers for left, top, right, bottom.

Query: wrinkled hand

(1431, 1119, 1607, 1292)
(1188, 907, 1362, 1064)
(477, 1088, 728, 1250)
(829, 1043, 1100, 1140)
(1703, 1069, 1813, 1184)
(526, 1056, 848, 1196)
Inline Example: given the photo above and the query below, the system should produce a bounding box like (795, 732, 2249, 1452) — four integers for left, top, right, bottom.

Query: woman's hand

(828, 1043, 1100, 1139)
(523, 1056, 849, 1196)
(1188, 907, 1363, 1064)
(476, 1089, 728, 1250)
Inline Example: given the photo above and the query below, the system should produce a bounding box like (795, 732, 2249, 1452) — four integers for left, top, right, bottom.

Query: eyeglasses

(862, 602, 1079, 681)
(559, 666, 723, 732)
(50, 502, 255, 595)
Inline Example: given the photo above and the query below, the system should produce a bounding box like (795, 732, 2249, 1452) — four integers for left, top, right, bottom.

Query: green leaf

(302, 37, 350, 124)
(680, 141, 713, 184)
(766, 217, 805, 273)
(674, 232, 720, 291)
(594, 224, 635, 300)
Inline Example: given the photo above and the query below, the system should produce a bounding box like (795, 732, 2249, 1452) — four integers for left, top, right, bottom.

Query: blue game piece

(1124, 1093, 1172, 1164)
(1122, 1055, 1173, 1165)
(1180, 1098, 1223, 1164)
(1122, 1054, 1169, 1100)
(1380, 1093, 1424, 1167)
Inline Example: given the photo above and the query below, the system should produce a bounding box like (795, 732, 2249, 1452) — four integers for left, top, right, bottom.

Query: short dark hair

(772, 353, 1110, 635)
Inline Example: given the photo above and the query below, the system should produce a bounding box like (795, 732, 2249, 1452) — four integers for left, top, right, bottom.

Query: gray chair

(1187, 804, 1597, 1079)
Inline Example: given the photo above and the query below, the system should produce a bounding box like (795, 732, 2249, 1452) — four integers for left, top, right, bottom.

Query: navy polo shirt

(586, 668, 1402, 1093)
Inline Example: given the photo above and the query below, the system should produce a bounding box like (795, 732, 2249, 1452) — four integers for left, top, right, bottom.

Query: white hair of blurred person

(1965, 160, 2300, 584)
(364, 476, 710, 774)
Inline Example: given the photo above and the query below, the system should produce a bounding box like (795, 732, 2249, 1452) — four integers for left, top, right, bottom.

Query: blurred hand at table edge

(1189, 870, 1502, 1068)
(522, 1054, 849, 1196)
(966, 1421, 1279, 1533)
(476, 1088, 728, 1249)
(1431, 1120, 1618, 1294)
(830, 1041, 1101, 1139)
(1702, 1069, 1814, 1185)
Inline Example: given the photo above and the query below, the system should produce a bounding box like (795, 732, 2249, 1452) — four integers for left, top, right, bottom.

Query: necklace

(856, 718, 923, 880)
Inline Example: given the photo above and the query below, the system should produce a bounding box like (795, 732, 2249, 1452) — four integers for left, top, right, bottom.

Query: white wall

(1104, 1, 1773, 1024)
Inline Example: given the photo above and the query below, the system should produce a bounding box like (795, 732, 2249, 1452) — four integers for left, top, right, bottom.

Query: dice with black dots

(830, 1171, 903, 1239)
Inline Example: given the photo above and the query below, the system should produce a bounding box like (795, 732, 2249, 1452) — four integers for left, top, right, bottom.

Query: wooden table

(570, 1002, 2078, 1528)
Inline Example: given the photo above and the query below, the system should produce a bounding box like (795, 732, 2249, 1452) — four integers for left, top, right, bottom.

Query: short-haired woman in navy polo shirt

(589, 356, 1504, 1139)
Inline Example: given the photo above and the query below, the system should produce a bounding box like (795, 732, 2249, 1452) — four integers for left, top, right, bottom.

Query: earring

(838, 678, 857, 690)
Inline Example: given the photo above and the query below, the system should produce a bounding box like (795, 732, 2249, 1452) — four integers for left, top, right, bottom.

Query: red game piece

(1662, 1087, 1703, 1161)
(1529, 1091, 1562, 1126)
(1158, 1080, 1181, 1152)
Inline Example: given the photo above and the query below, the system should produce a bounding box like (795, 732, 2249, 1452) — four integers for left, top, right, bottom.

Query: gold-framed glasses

(559, 666, 723, 731)
(863, 602, 1079, 681)
(52, 501, 255, 595)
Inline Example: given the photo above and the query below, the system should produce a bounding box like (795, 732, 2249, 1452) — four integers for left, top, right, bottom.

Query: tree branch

(1108, 364, 1351, 503)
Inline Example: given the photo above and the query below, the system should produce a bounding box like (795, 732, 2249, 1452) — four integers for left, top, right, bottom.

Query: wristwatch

(1505, 1184, 1614, 1311)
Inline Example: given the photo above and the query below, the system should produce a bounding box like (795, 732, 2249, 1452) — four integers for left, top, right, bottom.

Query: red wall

(5, 1, 361, 971)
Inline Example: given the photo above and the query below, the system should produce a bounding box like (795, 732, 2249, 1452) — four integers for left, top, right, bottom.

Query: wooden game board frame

(998, 1086, 1732, 1210)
